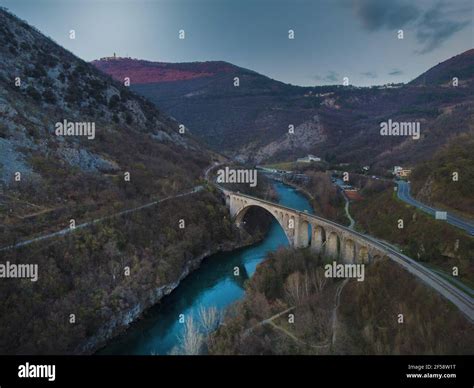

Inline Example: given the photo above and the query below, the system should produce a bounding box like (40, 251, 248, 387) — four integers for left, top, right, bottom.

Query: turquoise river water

(99, 181, 313, 355)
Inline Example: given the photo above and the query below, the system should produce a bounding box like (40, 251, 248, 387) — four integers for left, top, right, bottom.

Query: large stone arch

(343, 238, 356, 263)
(234, 203, 294, 245)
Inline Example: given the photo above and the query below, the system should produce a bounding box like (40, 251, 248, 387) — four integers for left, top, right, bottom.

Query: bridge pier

(343, 238, 356, 263)
(326, 231, 339, 259)
(294, 218, 310, 248)
(311, 225, 325, 253)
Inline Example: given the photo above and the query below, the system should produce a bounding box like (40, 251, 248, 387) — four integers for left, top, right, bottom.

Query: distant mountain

(92, 57, 238, 84)
(93, 51, 474, 170)
(0, 9, 212, 202)
(410, 49, 474, 87)
(92, 57, 308, 155)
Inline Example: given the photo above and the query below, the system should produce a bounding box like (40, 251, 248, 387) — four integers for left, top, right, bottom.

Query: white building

(393, 166, 412, 177)
(297, 154, 321, 163)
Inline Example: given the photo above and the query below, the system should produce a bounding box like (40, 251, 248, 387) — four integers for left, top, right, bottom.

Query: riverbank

(83, 231, 263, 354)
(98, 180, 314, 355)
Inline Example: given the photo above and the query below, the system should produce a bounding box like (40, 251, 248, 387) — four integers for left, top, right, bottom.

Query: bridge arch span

(233, 203, 294, 245)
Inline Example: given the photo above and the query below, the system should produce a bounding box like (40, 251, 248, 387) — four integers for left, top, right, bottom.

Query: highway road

(396, 180, 474, 235)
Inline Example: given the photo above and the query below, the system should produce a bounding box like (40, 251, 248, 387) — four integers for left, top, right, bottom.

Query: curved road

(396, 181, 474, 235)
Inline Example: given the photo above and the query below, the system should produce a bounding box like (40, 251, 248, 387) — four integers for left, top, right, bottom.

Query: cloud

(349, 0, 419, 31)
(361, 71, 377, 78)
(324, 71, 340, 82)
(415, 2, 471, 54)
(388, 68, 403, 76)
(347, 0, 471, 54)
(312, 71, 340, 83)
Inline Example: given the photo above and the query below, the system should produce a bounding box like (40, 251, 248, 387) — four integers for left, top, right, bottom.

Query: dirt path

(331, 278, 349, 346)
(343, 195, 356, 230)
(243, 278, 350, 352)
(0, 185, 203, 252)
(0, 162, 219, 252)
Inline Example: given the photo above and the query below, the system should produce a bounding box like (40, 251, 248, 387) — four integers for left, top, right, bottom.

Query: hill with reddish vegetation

(92, 58, 237, 84)
(93, 51, 474, 170)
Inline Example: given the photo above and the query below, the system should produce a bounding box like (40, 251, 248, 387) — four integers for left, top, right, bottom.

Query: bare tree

(311, 268, 327, 293)
(285, 272, 304, 305)
(303, 271, 310, 298)
(178, 316, 203, 355)
(198, 305, 220, 334)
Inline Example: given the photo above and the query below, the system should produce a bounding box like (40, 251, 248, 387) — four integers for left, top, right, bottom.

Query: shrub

(26, 85, 41, 101)
(108, 94, 120, 109)
(42, 89, 56, 104)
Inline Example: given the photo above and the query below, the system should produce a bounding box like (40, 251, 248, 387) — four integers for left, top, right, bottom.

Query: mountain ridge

(93, 50, 474, 167)
(92, 57, 241, 84)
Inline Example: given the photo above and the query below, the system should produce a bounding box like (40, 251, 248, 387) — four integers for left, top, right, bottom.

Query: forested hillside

(0, 8, 212, 247)
(0, 8, 261, 354)
(209, 248, 473, 355)
(410, 131, 474, 219)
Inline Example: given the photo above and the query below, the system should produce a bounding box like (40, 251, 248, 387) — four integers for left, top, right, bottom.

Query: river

(98, 180, 313, 355)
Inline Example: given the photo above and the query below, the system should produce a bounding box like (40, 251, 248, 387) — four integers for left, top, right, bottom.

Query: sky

(1, 0, 473, 86)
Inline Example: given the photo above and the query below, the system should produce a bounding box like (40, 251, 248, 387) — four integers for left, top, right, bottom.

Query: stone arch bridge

(225, 190, 377, 263)
(221, 189, 474, 321)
